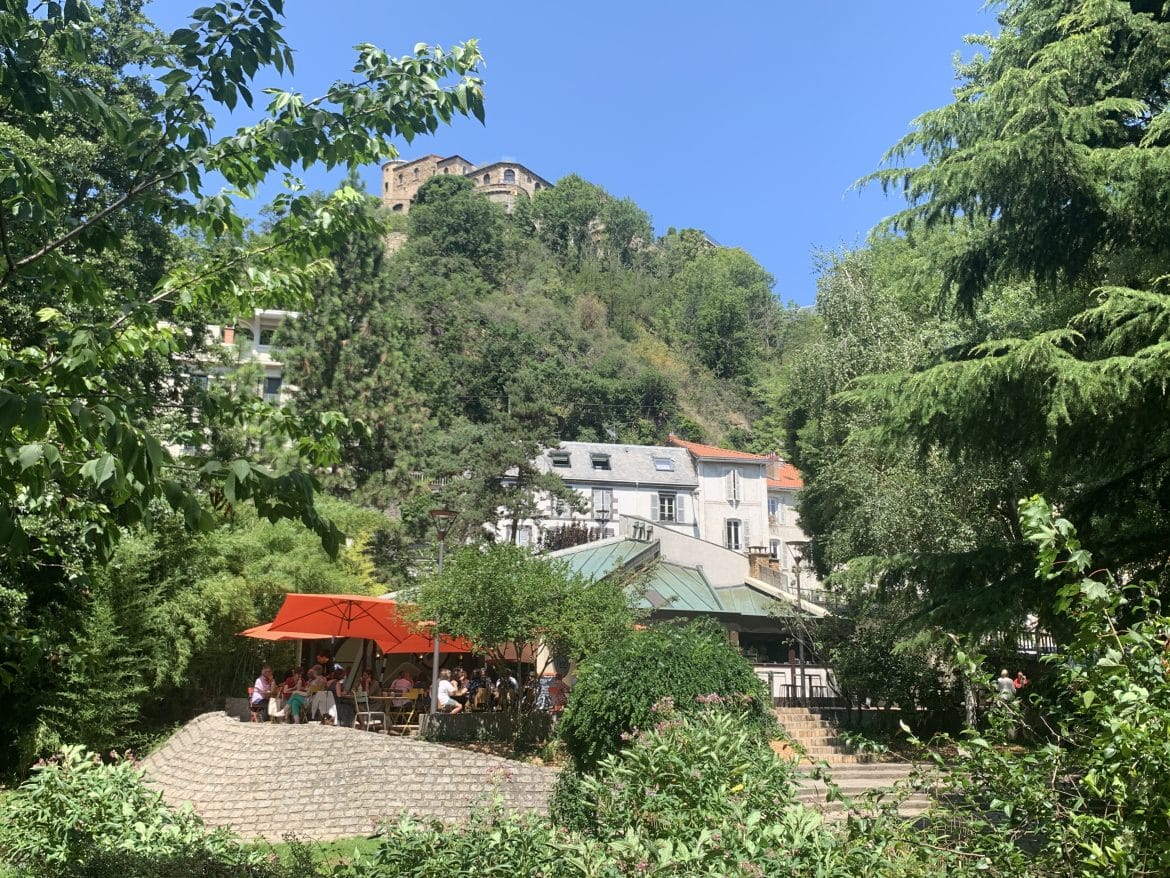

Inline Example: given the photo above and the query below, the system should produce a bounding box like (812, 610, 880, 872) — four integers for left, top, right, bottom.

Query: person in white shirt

(249, 665, 277, 722)
(436, 668, 462, 713)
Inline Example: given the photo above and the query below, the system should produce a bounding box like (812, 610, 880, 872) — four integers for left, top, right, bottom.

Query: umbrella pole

(430, 535, 447, 715)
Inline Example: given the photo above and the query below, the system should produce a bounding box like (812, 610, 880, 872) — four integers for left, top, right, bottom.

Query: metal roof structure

(552, 537, 808, 620)
(552, 537, 658, 582)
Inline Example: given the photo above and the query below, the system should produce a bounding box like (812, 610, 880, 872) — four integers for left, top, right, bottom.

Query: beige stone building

(381, 154, 552, 214)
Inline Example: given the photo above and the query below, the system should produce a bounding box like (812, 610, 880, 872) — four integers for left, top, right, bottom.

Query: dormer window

(550, 452, 571, 468)
(652, 456, 674, 472)
(591, 454, 611, 471)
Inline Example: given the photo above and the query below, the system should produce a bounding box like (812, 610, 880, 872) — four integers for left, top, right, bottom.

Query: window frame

(724, 518, 742, 551)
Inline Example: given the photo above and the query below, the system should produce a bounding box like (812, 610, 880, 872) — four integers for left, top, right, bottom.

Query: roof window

(652, 456, 675, 472)
(550, 452, 571, 468)
(590, 454, 611, 471)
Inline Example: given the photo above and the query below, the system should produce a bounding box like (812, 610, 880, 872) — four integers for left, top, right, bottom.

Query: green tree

(414, 543, 633, 682)
(0, 0, 485, 572)
(406, 174, 507, 280)
(530, 174, 604, 264)
(672, 247, 780, 378)
(599, 196, 653, 266)
(834, 0, 1170, 632)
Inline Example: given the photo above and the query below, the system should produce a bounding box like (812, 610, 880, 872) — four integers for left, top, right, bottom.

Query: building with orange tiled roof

(499, 436, 819, 594)
(666, 433, 771, 462)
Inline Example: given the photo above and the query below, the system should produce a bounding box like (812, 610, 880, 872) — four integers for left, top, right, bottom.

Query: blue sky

(148, 1, 998, 306)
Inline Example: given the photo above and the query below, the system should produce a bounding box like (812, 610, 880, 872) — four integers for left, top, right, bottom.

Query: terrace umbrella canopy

(267, 594, 408, 651)
(382, 631, 474, 655)
(265, 593, 474, 654)
(238, 622, 327, 642)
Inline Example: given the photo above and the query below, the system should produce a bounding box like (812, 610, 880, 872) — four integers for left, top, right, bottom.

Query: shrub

(581, 704, 800, 837)
(363, 706, 943, 878)
(557, 619, 772, 770)
(0, 746, 260, 877)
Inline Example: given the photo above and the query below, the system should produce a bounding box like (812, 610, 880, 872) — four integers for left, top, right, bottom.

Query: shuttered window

(724, 468, 741, 503)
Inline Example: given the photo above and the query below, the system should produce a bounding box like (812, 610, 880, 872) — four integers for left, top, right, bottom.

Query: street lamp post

(429, 508, 458, 715)
(789, 541, 809, 705)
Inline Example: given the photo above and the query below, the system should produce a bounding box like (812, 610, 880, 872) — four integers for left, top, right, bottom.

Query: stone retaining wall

(419, 711, 554, 744)
(142, 712, 557, 841)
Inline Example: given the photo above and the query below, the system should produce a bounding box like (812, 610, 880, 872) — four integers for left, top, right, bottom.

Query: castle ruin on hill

(381, 154, 552, 214)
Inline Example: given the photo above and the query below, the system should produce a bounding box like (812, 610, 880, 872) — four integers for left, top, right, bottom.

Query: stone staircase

(770, 706, 869, 765)
(796, 762, 933, 818)
(771, 707, 937, 817)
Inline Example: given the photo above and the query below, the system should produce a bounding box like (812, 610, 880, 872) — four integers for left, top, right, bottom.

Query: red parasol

(266, 593, 473, 655)
(238, 622, 326, 642)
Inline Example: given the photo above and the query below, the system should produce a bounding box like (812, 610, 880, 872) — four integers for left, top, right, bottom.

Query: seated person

(281, 669, 309, 724)
(388, 669, 414, 707)
(435, 668, 462, 714)
(356, 669, 381, 697)
(466, 668, 490, 711)
(249, 665, 277, 722)
(449, 668, 469, 708)
(305, 666, 333, 720)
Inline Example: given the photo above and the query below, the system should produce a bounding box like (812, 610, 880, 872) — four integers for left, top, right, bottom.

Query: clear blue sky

(147, 1, 998, 306)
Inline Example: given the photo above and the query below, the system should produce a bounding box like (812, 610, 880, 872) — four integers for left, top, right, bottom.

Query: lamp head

(429, 507, 458, 538)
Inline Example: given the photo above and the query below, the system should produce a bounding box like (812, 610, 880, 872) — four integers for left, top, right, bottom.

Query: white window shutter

(676, 496, 686, 524)
(650, 493, 659, 521)
(724, 469, 735, 502)
(743, 518, 751, 549)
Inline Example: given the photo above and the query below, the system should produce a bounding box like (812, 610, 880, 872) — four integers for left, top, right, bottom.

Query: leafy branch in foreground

(0, 0, 486, 567)
(910, 495, 1170, 877)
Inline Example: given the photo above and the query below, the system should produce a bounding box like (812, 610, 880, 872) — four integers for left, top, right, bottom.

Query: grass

(250, 834, 383, 866)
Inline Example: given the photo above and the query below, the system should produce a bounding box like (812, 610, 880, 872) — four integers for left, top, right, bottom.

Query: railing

(754, 666, 845, 708)
(751, 565, 844, 613)
(1017, 631, 1058, 655)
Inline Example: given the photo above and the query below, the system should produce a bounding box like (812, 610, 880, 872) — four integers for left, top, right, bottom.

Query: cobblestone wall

(142, 712, 557, 841)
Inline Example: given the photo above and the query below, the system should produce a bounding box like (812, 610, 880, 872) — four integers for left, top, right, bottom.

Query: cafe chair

(353, 691, 386, 733)
(386, 687, 423, 735)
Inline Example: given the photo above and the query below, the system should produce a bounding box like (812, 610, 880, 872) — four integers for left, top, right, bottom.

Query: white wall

(620, 515, 747, 588)
(695, 461, 769, 553)
(501, 482, 701, 544)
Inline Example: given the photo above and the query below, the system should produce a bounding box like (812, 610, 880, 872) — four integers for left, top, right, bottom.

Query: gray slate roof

(538, 442, 697, 487)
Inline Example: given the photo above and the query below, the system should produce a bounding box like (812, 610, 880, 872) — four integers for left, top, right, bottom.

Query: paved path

(142, 712, 558, 841)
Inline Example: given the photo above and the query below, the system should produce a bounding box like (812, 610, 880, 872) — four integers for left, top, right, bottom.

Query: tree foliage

(789, 1, 1170, 644)
(557, 619, 771, 771)
(0, 0, 485, 571)
(414, 543, 634, 679)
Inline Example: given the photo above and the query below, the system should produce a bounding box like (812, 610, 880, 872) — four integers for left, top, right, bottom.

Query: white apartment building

(504, 435, 815, 583)
(502, 441, 700, 546)
(193, 309, 296, 404)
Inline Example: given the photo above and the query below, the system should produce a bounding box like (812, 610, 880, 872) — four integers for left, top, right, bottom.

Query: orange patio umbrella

(265, 593, 475, 655)
(266, 593, 410, 651)
(238, 622, 328, 642)
(380, 630, 474, 655)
